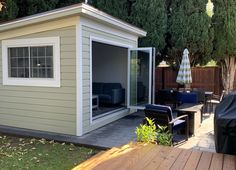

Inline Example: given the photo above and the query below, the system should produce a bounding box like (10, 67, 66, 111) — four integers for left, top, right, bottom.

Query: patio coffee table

(175, 103, 204, 136)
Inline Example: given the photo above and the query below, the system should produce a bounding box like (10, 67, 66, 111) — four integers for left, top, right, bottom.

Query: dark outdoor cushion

(192, 89, 205, 103)
(93, 82, 104, 94)
(145, 104, 173, 121)
(157, 89, 175, 104)
(93, 82, 125, 105)
(103, 83, 122, 95)
(99, 94, 112, 103)
(173, 119, 186, 130)
(179, 92, 198, 104)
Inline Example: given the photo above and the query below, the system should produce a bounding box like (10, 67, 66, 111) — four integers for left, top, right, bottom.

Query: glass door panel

(128, 48, 153, 109)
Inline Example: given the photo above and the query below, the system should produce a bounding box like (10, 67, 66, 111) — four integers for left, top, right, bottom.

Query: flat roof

(0, 3, 147, 37)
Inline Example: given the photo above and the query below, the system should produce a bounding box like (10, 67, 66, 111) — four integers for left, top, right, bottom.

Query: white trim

(80, 17, 138, 42)
(89, 34, 93, 125)
(127, 47, 153, 109)
(89, 36, 133, 125)
(129, 106, 145, 110)
(76, 18, 83, 136)
(2, 37, 61, 87)
(148, 48, 153, 104)
(90, 36, 133, 49)
(93, 107, 125, 120)
(91, 108, 129, 125)
(0, 3, 146, 37)
(152, 48, 156, 104)
(127, 48, 131, 108)
(81, 4, 146, 36)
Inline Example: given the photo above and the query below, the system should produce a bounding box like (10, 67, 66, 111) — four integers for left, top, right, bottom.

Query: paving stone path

(178, 113, 215, 152)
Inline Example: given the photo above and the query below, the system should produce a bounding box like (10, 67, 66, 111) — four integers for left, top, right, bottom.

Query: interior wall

(92, 41, 128, 93)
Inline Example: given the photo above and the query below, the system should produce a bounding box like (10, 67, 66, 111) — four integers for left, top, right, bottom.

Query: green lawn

(0, 134, 100, 170)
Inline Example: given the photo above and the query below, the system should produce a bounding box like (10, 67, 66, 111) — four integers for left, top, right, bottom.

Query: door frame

(127, 47, 154, 110)
(89, 36, 133, 124)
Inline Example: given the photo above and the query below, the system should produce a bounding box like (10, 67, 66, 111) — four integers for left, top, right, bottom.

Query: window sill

(3, 78, 61, 87)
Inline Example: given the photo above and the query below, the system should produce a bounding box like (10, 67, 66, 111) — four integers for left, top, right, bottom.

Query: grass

(0, 134, 100, 170)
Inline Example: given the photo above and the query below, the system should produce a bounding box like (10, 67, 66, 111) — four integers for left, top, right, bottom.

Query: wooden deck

(73, 143, 236, 170)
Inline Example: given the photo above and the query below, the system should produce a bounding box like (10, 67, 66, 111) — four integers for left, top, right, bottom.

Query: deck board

(223, 154, 236, 170)
(129, 145, 162, 170)
(74, 143, 236, 170)
(145, 146, 172, 170)
(210, 153, 223, 170)
(170, 149, 192, 170)
(184, 150, 202, 170)
(150, 147, 182, 169)
(197, 152, 213, 170)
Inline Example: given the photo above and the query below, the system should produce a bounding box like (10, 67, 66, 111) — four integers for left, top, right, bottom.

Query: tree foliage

(92, 0, 168, 56)
(212, 0, 236, 60)
(0, 0, 216, 69)
(166, 0, 213, 67)
(212, 0, 236, 92)
(0, 0, 18, 21)
(25, 0, 59, 16)
(130, 0, 167, 55)
(92, 0, 129, 21)
(56, 0, 83, 8)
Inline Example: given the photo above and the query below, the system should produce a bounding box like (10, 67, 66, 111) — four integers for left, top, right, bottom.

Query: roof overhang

(0, 3, 147, 37)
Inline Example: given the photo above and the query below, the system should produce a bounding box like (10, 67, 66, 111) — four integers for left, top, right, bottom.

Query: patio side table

(175, 103, 204, 136)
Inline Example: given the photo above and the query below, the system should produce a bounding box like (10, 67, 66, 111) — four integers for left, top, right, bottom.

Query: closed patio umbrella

(176, 48, 192, 88)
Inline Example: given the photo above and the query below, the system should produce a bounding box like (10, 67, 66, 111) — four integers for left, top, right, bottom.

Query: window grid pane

(30, 46, 53, 78)
(8, 47, 29, 78)
(8, 46, 53, 79)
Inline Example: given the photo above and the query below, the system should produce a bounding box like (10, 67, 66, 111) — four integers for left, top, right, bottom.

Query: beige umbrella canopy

(176, 48, 192, 89)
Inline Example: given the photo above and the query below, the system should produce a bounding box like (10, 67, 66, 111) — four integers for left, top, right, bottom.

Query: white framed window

(2, 37, 60, 87)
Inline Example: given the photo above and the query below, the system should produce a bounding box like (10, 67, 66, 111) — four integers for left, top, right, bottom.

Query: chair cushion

(145, 104, 173, 121)
(173, 119, 186, 130)
(103, 83, 122, 95)
(179, 92, 198, 104)
(93, 82, 104, 94)
(99, 94, 112, 103)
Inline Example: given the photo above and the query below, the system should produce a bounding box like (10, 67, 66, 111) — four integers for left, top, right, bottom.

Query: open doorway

(92, 41, 128, 120)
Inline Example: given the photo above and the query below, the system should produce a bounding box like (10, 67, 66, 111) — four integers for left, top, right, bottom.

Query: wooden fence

(155, 67, 224, 94)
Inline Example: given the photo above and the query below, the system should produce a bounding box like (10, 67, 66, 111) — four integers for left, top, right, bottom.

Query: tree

(92, 0, 129, 21)
(212, 0, 236, 93)
(25, 0, 59, 16)
(57, 0, 84, 8)
(166, 0, 213, 68)
(16, 0, 31, 18)
(0, 0, 18, 21)
(130, 0, 167, 57)
(0, 1, 4, 11)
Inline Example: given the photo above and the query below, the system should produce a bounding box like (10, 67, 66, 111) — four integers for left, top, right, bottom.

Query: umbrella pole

(184, 84, 191, 91)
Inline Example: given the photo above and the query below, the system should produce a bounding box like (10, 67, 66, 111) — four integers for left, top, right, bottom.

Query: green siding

(0, 26, 76, 135)
(81, 25, 137, 134)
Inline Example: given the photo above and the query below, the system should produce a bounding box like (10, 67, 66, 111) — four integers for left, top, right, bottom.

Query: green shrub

(135, 117, 157, 144)
(157, 125, 172, 146)
(135, 117, 173, 146)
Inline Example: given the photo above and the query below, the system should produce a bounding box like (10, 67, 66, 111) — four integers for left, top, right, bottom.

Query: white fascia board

(0, 6, 83, 32)
(0, 3, 146, 37)
(80, 4, 147, 37)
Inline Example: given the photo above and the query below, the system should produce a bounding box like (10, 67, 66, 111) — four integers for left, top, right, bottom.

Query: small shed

(0, 3, 155, 137)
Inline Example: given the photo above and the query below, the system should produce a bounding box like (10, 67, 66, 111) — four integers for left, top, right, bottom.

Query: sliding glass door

(128, 48, 154, 109)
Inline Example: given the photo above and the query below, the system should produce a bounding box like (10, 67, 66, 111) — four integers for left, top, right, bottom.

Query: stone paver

(74, 112, 144, 148)
(178, 113, 215, 152)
